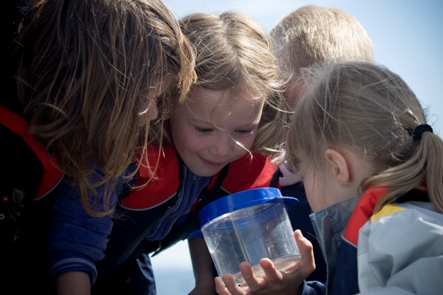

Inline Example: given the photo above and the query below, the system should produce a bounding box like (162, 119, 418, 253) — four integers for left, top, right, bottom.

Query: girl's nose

(209, 134, 233, 157)
(138, 101, 158, 127)
(147, 103, 158, 121)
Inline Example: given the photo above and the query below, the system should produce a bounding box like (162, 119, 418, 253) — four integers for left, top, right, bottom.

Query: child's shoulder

(358, 200, 443, 293)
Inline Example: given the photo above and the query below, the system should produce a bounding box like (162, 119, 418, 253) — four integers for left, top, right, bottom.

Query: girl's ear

(324, 149, 350, 185)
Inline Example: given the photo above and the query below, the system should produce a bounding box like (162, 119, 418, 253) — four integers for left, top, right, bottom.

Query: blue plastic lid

(197, 187, 299, 232)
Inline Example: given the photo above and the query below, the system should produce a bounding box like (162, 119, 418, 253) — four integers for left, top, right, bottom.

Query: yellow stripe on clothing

(371, 204, 405, 222)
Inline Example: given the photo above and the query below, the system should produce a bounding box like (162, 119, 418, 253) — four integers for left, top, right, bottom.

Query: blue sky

(163, 0, 443, 135)
(152, 0, 443, 293)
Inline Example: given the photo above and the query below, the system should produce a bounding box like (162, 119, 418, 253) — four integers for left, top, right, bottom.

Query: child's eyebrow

(238, 122, 259, 128)
(188, 118, 213, 125)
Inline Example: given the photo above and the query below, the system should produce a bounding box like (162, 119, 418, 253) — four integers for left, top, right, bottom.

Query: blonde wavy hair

(176, 11, 286, 157)
(286, 61, 443, 214)
(14, 0, 196, 216)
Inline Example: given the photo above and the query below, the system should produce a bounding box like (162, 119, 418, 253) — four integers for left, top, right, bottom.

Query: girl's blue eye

(236, 129, 253, 135)
(195, 127, 213, 133)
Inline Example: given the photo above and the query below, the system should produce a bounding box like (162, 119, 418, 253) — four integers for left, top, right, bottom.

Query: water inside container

(231, 254, 301, 284)
(203, 202, 301, 284)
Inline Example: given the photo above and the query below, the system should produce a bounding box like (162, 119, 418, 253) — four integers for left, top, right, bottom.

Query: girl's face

(169, 86, 264, 177)
(301, 165, 332, 212)
(299, 148, 370, 212)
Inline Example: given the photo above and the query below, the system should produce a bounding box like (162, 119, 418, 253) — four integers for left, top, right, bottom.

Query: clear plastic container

(200, 188, 301, 284)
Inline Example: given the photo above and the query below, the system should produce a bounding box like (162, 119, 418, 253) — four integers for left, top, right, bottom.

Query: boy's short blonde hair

(271, 5, 374, 82)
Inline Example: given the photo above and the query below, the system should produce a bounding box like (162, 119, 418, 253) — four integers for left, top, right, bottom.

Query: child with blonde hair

(271, 5, 373, 107)
(83, 11, 287, 294)
(267, 5, 375, 284)
(1, 0, 195, 293)
(217, 61, 443, 294)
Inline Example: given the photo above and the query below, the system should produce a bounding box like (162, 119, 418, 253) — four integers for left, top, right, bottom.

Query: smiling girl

(87, 11, 289, 295)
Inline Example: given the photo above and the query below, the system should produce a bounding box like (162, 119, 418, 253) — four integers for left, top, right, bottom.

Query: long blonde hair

(14, 0, 195, 216)
(286, 61, 443, 213)
(177, 11, 286, 157)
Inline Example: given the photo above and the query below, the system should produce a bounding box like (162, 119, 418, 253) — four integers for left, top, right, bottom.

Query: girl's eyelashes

(236, 129, 253, 135)
(194, 126, 213, 133)
(193, 126, 255, 135)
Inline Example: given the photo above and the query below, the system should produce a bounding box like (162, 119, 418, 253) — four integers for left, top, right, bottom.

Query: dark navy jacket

(90, 145, 277, 294)
(0, 105, 64, 293)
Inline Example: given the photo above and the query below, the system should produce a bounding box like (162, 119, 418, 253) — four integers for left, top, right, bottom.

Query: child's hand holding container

(198, 188, 301, 284)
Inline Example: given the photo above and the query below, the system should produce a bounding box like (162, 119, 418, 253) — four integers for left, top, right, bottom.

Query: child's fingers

(239, 261, 261, 291)
(216, 274, 245, 295)
(259, 257, 283, 282)
(294, 229, 316, 275)
(214, 231, 314, 295)
(215, 277, 231, 295)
